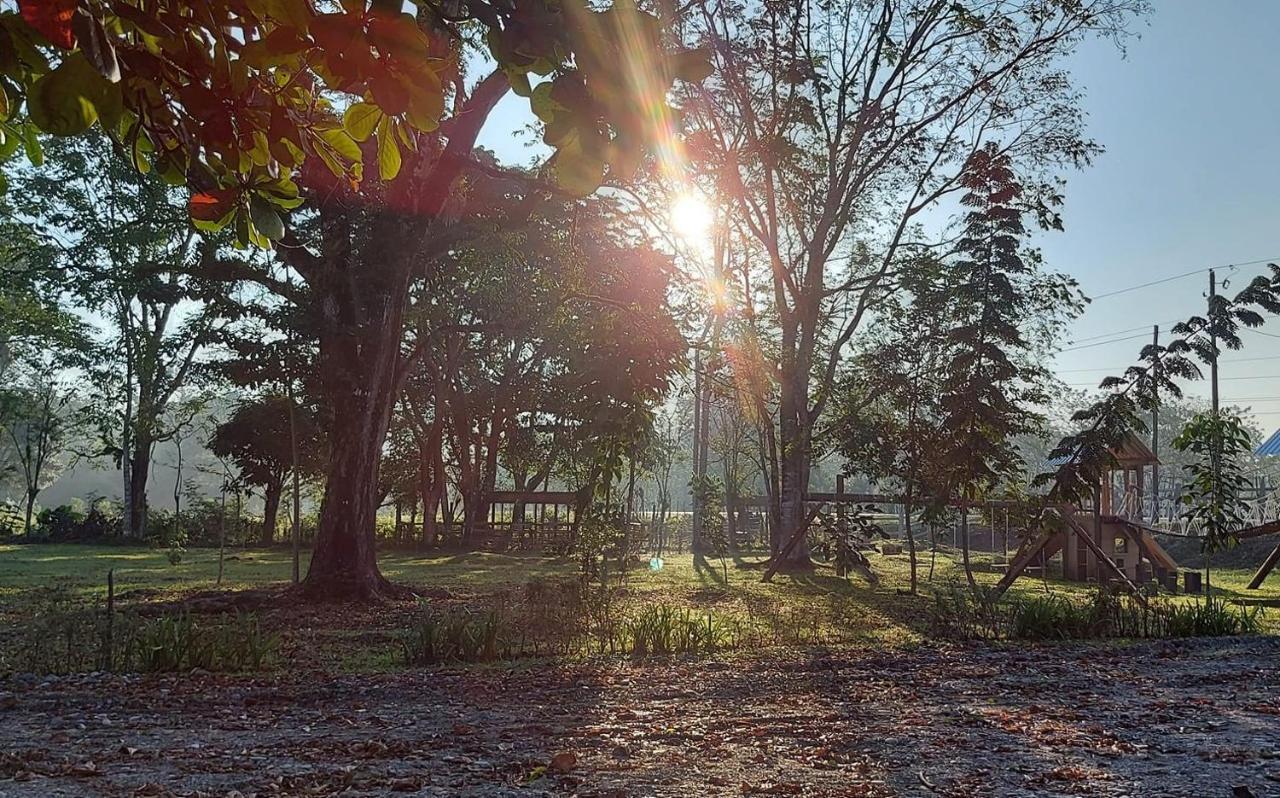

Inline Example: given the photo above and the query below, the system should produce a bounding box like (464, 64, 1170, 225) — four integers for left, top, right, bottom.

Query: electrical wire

(1066, 320, 1179, 345)
(1087, 257, 1278, 301)
(1245, 328, 1280, 339)
(1057, 354, 1280, 373)
(1057, 332, 1150, 352)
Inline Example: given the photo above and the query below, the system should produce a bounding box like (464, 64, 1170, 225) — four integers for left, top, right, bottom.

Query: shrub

(29, 500, 122, 543)
(129, 611, 278, 672)
(401, 606, 518, 666)
(574, 504, 626, 582)
(1161, 598, 1263, 637)
(399, 587, 742, 667)
(624, 605, 733, 661)
(0, 501, 22, 535)
(929, 584, 1264, 641)
(2, 590, 278, 675)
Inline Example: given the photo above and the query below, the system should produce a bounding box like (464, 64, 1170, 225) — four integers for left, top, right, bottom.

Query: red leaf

(189, 189, 238, 222)
(18, 0, 79, 50)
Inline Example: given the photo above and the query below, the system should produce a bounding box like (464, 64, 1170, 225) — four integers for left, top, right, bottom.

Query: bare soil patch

(1, 637, 1278, 796)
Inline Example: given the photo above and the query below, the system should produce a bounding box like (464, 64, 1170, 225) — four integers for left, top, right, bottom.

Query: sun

(669, 192, 714, 246)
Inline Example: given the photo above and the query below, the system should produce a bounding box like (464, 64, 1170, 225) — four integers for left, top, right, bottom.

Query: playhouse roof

(1258, 428, 1280, 457)
(1111, 432, 1160, 467)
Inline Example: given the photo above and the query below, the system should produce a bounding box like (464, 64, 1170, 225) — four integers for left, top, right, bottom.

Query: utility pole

(1209, 270, 1220, 417)
(1151, 324, 1160, 522)
(1207, 269, 1221, 593)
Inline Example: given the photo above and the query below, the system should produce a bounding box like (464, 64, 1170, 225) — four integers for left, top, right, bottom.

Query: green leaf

(258, 177, 305, 209)
(669, 48, 714, 83)
(316, 127, 362, 162)
(551, 135, 606, 197)
(20, 124, 42, 166)
(259, 0, 312, 30)
(403, 76, 443, 132)
(506, 69, 532, 97)
(130, 129, 153, 174)
(376, 116, 401, 181)
(343, 102, 382, 142)
(25, 52, 122, 137)
(529, 82, 562, 123)
(189, 188, 239, 230)
(26, 57, 99, 136)
(0, 127, 19, 161)
(249, 194, 286, 241)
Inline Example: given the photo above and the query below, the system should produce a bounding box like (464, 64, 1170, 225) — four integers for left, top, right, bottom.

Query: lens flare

(670, 193, 714, 245)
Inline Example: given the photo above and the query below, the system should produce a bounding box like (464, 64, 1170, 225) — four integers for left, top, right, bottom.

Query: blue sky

(1039, 1, 1280, 435)
(475, 2, 1280, 437)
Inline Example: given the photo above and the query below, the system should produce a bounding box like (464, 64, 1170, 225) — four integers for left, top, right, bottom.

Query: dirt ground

(1, 637, 1278, 798)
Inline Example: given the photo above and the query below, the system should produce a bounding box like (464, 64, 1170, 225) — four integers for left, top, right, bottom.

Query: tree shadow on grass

(693, 554, 729, 586)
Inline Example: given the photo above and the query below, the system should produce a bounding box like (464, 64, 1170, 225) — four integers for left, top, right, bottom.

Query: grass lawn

(1, 541, 1276, 673)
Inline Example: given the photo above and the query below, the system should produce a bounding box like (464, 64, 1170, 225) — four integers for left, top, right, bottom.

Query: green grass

(1, 542, 1275, 673)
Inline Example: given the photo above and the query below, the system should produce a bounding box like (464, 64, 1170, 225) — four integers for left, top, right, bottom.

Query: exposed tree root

(291, 572, 417, 604)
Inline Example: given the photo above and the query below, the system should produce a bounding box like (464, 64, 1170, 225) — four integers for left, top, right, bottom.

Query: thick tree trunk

(23, 491, 36, 536)
(461, 484, 485, 546)
(775, 438, 812, 567)
(300, 231, 413, 600)
(261, 479, 283, 546)
(293, 72, 510, 599)
(127, 441, 151, 539)
(303, 375, 404, 599)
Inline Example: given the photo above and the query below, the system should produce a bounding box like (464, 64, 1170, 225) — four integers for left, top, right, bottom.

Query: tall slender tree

(682, 0, 1144, 565)
(7, 135, 231, 538)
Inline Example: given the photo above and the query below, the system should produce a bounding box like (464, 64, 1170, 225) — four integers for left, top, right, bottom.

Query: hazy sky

(475, 2, 1280, 437)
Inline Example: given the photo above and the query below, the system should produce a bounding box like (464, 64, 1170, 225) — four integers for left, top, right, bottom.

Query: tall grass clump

(4, 588, 278, 674)
(928, 584, 1264, 641)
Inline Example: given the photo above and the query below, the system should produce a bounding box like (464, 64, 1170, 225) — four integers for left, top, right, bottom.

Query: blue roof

(1258, 429, 1280, 457)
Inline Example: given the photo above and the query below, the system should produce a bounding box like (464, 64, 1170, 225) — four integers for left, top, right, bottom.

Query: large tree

(0, 206, 82, 378)
(7, 134, 230, 538)
(400, 185, 684, 544)
(3, 1, 708, 598)
(830, 253, 953, 594)
(0, 353, 75, 534)
(933, 145, 1080, 591)
(681, 0, 1143, 564)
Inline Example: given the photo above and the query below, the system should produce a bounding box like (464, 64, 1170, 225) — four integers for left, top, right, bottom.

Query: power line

(1058, 332, 1150, 352)
(1088, 257, 1278, 301)
(1245, 328, 1280, 339)
(1065, 318, 1186, 345)
(1056, 354, 1280, 374)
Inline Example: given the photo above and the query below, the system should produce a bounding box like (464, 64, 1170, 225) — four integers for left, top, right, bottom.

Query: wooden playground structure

(746, 432, 1280, 597)
(992, 432, 1280, 597)
(993, 434, 1180, 599)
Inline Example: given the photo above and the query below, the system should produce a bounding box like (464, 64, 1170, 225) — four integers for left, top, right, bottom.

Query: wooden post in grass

(105, 569, 115, 672)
